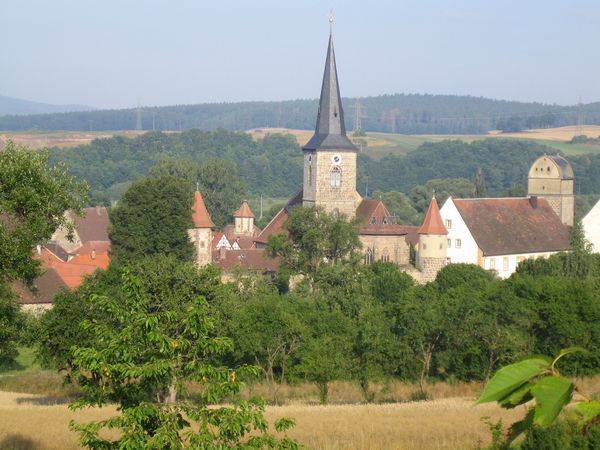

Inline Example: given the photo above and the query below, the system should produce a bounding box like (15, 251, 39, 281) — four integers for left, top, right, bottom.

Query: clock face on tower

(331, 154, 342, 165)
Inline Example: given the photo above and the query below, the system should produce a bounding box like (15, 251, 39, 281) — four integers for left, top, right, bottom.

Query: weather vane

(329, 10, 334, 34)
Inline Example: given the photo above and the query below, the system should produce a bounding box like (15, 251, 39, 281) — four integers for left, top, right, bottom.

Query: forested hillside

(48, 130, 600, 214)
(4, 94, 599, 134)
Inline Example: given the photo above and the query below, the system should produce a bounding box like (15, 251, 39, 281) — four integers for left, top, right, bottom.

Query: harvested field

(0, 390, 525, 450)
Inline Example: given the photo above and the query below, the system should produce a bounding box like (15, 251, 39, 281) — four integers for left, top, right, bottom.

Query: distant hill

(0, 95, 94, 116)
(1, 93, 599, 134)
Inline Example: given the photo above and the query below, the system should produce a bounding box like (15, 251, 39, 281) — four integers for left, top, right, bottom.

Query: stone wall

(418, 257, 447, 283)
(359, 234, 409, 265)
(188, 228, 213, 267)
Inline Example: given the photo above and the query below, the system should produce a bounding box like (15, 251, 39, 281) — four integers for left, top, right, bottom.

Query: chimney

(91, 248, 96, 260)
(529, 195, 538, 209)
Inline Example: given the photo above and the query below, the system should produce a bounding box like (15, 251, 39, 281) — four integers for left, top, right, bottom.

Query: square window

(490, 258, 496, 270)
(503, 257, 509, 271)
(455, 239, 462, 249)
(445, 219, 452, 229)
(447, 239, 451, 248)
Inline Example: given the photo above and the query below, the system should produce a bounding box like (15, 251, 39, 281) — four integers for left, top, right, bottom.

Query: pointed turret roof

(233, 200, 255, 218)
(303, 30, 356, 152)
(192, 190, 215, 228)
(418, 196, 448, 235)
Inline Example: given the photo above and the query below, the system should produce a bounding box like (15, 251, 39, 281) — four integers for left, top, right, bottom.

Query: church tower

(417, 195, 448, 282)
(188, 189, 215, 267)
(527, 155, 574, 226)
(302, 24, 360, 219)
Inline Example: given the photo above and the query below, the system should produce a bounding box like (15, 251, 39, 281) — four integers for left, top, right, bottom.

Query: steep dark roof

(71, 207, 109, 242)
(303, 33, 356, 152)
(453, 197, 570, 256)
(216, 249, 279, 272)
(356, 200, 407, 236)
(14, 268, 68, 305)
(418, 197, 448, 235)
(233, 200, 255, 218)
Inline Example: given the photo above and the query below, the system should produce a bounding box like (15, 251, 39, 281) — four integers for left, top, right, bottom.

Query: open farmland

(0, 390, 524, 450)
(250, 126, 600, 159)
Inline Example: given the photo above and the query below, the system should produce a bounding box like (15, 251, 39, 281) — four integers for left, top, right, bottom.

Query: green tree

(474, 168, 487, 197)
(226, 292, 305, 404)
(0, 141, 86, 366)
(69, 269, 297, 449)
(150, 158, 246, 229)
(266, 206, 362, 290)
(109, 175, 194, 264)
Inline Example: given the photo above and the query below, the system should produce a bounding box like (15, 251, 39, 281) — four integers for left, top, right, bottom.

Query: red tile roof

(233, 200, 255, 218)
(453, 197, 570, 256)
(356, 200, 407, 236)
(399, 225, 420, 246)
(254, 190, 303, 245)
(191, 190, 215, 228)
(418, 197, 448, 235)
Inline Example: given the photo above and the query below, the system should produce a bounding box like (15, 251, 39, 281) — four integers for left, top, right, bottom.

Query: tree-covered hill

(48, 129, 600, 210)
(4, 94, 599, 134)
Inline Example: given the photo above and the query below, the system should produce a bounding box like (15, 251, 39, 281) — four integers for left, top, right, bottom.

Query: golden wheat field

(0, 390, 526, 450)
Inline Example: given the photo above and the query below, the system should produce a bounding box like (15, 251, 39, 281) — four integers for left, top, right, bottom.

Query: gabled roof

(71, 206, 109, 242)
(303, 33, 356, 152)
(14, 268, 68, 305)
(418, 197, 448, 235)
(356, 199, 406, 236)
(254, 190, 303, 245)
(191, 190, 215, 228)
(233, 200, 255, 218)
(452, 197, 570, 256)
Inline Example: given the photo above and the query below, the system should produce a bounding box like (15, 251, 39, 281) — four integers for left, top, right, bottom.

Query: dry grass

(248, 128, 390, 148)
(494, 125, 600, 141)
(0, 130, 146, 150)
(0, 390, 525, 450)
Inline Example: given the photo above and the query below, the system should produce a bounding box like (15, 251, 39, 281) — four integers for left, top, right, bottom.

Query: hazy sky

(1, 0, 597, 109)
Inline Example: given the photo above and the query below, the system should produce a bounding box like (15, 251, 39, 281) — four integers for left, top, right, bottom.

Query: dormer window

(370, 216, 377, 225)
(382, 217, 388, 225)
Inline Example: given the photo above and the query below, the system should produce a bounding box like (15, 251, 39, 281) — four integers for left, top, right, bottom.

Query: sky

(1, 0, 598, 109)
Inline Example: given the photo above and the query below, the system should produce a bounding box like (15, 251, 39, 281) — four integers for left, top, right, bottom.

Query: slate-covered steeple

(303, 30, 356, 152)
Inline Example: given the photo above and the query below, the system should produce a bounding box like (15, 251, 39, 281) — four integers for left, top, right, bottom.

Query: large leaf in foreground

(530, 375, 574, 427)
(477, 357, 550, 404)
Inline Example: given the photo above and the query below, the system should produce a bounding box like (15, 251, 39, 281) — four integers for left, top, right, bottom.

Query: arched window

(364, 248, 374, 265)
(381, 248, 390, 263)
(330, 166, 341, 188)
(308, 165, 313, 185)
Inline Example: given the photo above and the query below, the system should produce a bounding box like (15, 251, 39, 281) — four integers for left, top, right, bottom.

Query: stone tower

(417, 196, 448, 282)
(527, 155, 574, 226)
(233, 200, 255, 236)
(188, 190, 215, 267)
(302, 29, 360, 219)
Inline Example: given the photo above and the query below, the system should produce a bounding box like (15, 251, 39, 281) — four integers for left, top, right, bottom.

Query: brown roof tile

(216, 249, 279, 272)
(254, 190, 303, 245)
(453, 197, 571, 256)
(356, 200, 407, 236)
(233, 200, 255, 218)
(191, 190, 215, 228)
(418, 197, 448, 235)
(71, 206, 109, 242)
(14, 268, 68, 305)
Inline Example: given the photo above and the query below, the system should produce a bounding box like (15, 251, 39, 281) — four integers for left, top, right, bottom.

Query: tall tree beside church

(109, 175, 194, 264)
(0, 141, 87, 365)
(149, 158, 246, 229)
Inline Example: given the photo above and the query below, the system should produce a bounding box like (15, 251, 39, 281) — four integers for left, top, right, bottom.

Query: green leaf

(530, 375, 574, 427)
(477, 357, 551, 404)
(499, 381, 534, 409)
(574, 400, 600, 426)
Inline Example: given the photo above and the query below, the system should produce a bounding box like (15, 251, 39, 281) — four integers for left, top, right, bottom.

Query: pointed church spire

(303, 22, 356, 152)
(418, 195, 448, 235)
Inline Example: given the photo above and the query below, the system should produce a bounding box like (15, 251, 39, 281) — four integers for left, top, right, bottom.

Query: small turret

(233, 200, 255, 236)
(417, 195, 448, 281)
(189, 190, 214, 267)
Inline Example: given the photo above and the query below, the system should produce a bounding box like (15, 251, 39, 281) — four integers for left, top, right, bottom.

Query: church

(186, 27, 575, 283)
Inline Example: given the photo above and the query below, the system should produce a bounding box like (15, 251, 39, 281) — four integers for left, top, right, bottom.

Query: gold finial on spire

(329, 10, 334, 35)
